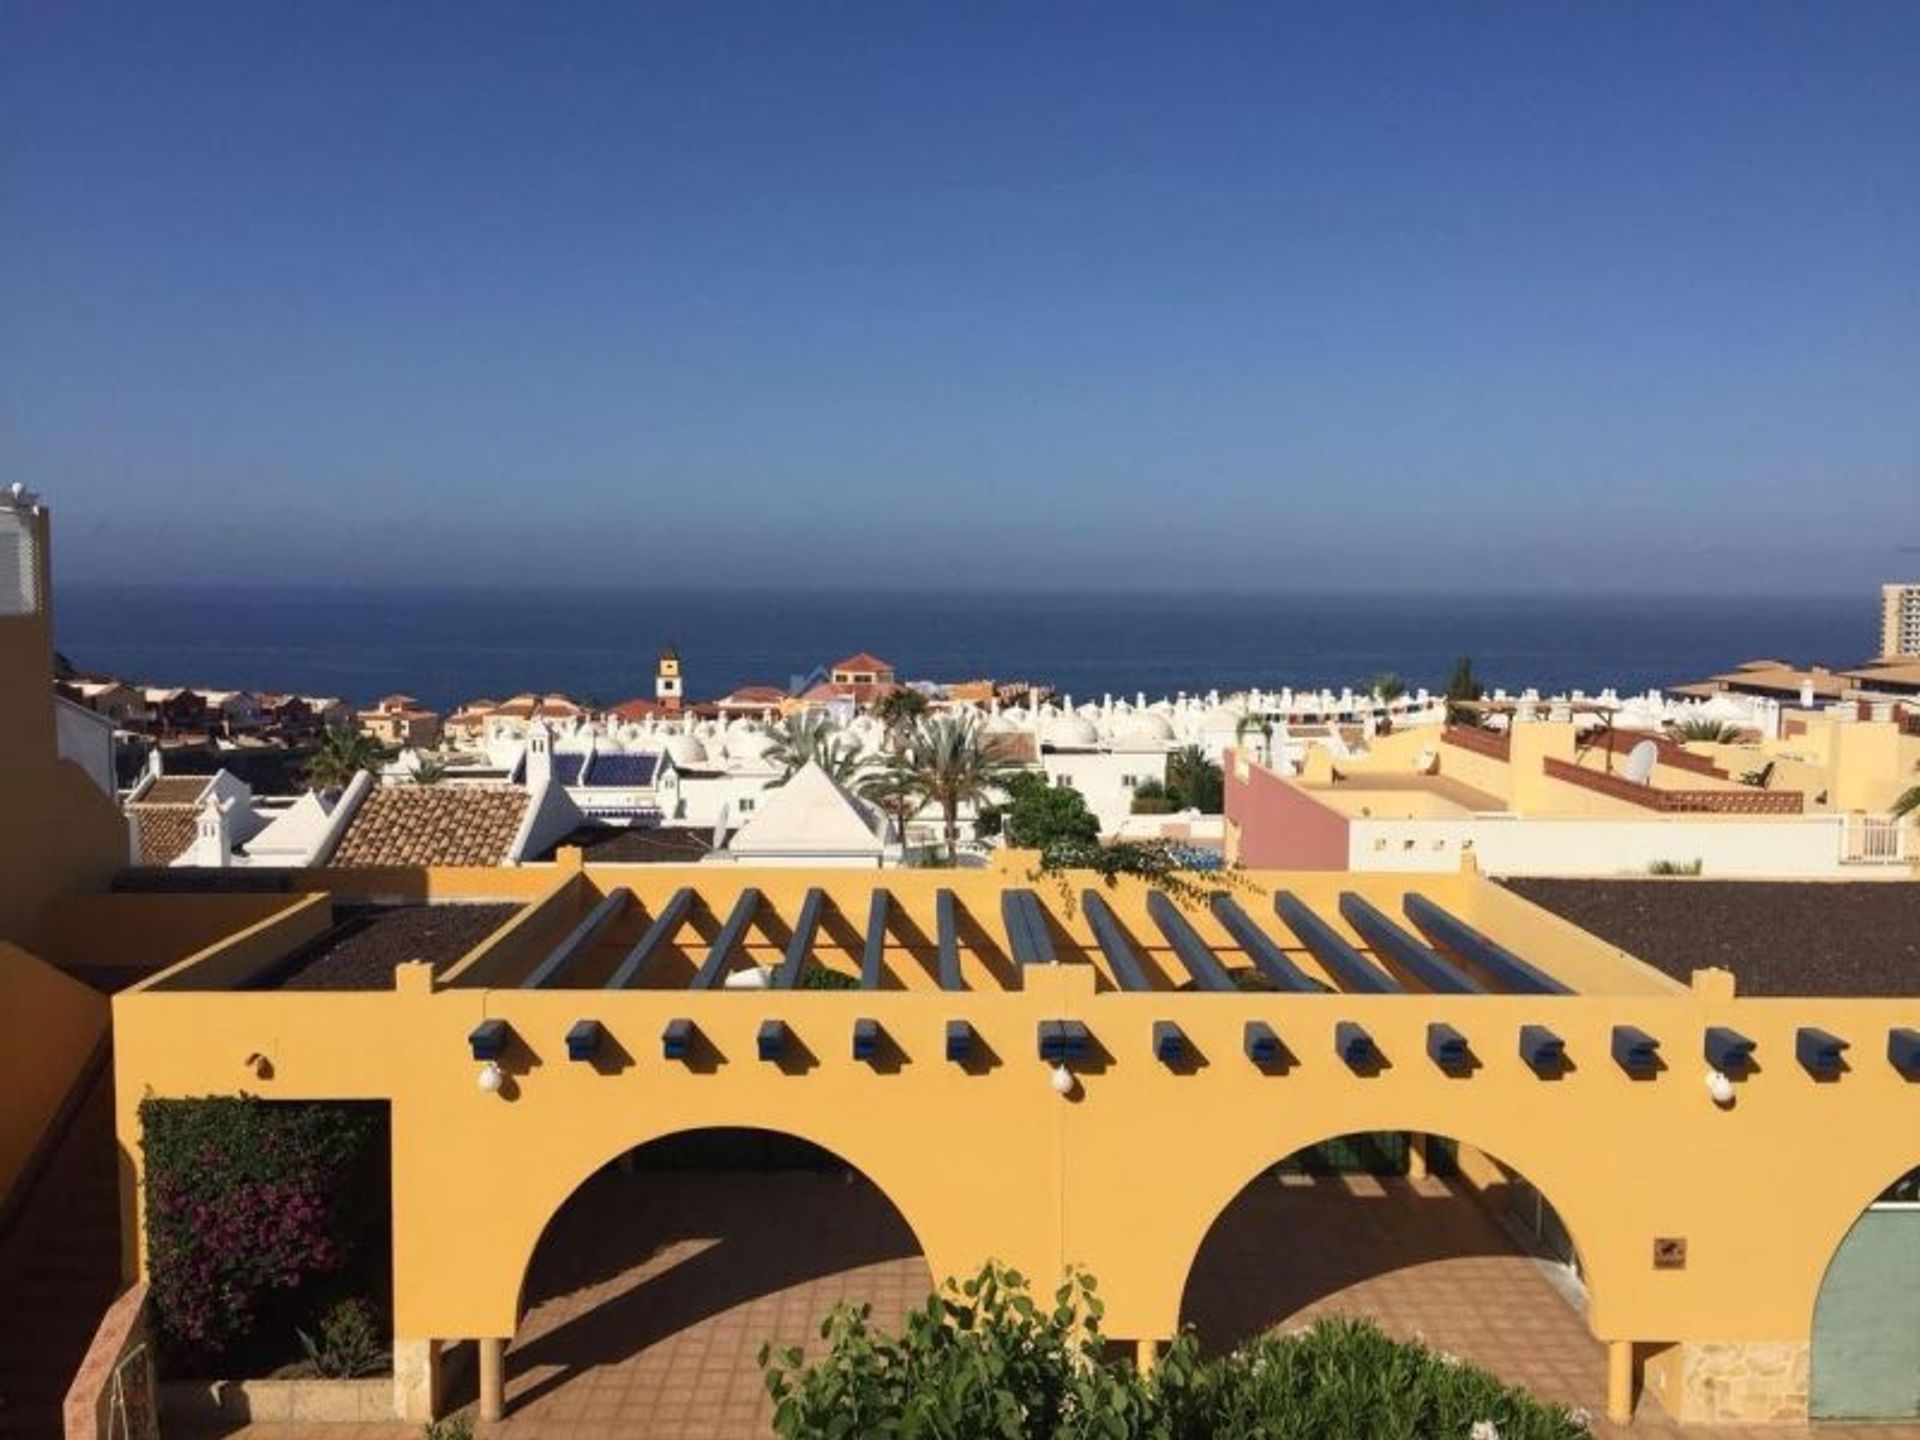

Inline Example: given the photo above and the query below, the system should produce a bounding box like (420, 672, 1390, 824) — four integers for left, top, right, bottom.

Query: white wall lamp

(1704, 1069, 1735, 1107)
(477, 1060, 505, 1095)
(1049, 1063, 1077, 1098)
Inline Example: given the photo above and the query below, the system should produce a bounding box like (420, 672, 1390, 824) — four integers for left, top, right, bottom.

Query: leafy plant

(305, 726, 391, 790)
(762, 1265, 1589, 1440)
(1647, 858, 1704, 875)
(141, 1097, 384, 1365)
(977, 771, 1100, 850)
(297, 1297, 385, 1378)
(1367, 671, 1407, 703)
(1164, 745, 1224, 813)
(1445, 656, 1486, 726)
(1172, 1316, 1591, 1440)
(799, 962, 859, 990)
(1131, 778, 1177, 815)
(410, 757, 448, 785)
(1668, 716, 1744, 744)
(872, 687, 931, 734)
(421, 1418, 473, 1440)
(1891, 785, 1919, 820)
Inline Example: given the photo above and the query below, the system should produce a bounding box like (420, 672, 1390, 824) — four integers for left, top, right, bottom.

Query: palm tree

(1668, 716, 1744, 744)
(1445, 656, 1485, 726)
(306, 726, 388, 790)
(1165, 744, 1224, 813)
(857, 767, 924, 846)
(876, 714, 1017, 861)
(872, 687, 930, 736)
(1367, 672, 1407, 703)
(1233, 711, 1274, 764)
(765, 711, 870, 784)
(1892, 786, 1920, 820)
(411, 757, 449, 785)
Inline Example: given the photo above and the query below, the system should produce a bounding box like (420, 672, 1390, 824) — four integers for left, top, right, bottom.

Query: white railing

(1842, 816, 1910, 866)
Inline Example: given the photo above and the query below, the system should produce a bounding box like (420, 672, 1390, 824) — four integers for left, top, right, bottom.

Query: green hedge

(764, 1262, 1590, 1439)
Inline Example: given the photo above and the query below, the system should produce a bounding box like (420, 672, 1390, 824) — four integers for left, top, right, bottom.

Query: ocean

(54, 585, 1873, 713)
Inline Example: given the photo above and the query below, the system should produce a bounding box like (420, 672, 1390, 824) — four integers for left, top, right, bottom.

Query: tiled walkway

(188, 1167, 1920, 1440)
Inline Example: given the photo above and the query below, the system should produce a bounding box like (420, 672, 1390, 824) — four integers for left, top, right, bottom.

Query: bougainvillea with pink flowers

(140, 1097, 383, 1363)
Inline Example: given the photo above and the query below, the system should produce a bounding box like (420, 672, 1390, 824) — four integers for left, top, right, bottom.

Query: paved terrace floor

(180, 1167, 1920, 1440)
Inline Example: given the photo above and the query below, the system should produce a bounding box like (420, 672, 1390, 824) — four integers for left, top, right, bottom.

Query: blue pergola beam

(605, 888, 695, 990)
(468, 1019, 510, 1061)
(1244, 1020, 1282, 1064)
(661, 1018, 695, 1060)
(1001, 889, 1057, 967)
(523, 887, 633, 989)
(1520, 1024, 1565, 1074)
(565, 1019, 604, 1061)
(1797, 1027, 1848, 1078)
(861, 889, 891, 989)
(1337, 893, 1481, 995)
(690, 888, 763, 989)
(1427, 1022, 1470, 1071)
(1038, 1020, 1092, 1063)
(935, 888, 966, 992)
(1275, 892, 1400, 994)
(1081, 891, 1153, 991)
(1403, 893, 1570, 995)
(1145, 891, 1235, 992)
(1152, 1020, 1189, 1064)
(1612, 1026, 1659, 1074)
(1335, 1020, 1378, 1069)
(946, 1019, 976, 1063)
(853, 1018, 881, 1062)
(1207, 895, 1321, 992)
(774, 888, 829, 989)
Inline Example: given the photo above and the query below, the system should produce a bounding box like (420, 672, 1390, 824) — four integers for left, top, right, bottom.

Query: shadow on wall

(1179, 1164, 1545, 1357)
(506, 1130, 931, 1415)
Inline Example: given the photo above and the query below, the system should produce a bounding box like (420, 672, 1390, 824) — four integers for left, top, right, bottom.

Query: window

(737, 797, 756, 813)
(0, 510, 38, 616)
(1053, 775, 1074, 789)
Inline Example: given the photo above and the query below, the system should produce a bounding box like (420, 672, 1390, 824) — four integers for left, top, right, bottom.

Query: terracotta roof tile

(330, 786, 531, 868)
(140, 776, 209, 805)
(128, 805, 198, 865)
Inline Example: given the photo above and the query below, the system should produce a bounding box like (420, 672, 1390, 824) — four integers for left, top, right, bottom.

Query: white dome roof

(664, 734, 709, 767)
(1041, 715, 1100, 750)
(726, 730, 775, 761)
(1113, 711, 1175, 742)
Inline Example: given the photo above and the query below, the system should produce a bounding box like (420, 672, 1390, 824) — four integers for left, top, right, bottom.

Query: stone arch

(1163, 1120, 1606, 1350)
(1807, 1154, 1920, 1420)
(494, 1122, 938, 1425)
(498, 1117, 940, 1334)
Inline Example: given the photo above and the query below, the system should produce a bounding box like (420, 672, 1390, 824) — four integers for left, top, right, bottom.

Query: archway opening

(1180, 1131, 1598, 1417)
(1812, 1162, 1920, 1420)
(504, 1129, 932, 1431)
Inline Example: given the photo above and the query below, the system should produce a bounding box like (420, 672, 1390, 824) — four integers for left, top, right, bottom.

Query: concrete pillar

(1407, 1133, 1430, 1180)
(1135, 1338, 1158, 1373)
(1607, 1339, 1634, 1425)
(478, 1337, 507, 1422)
(392, 1338, 444, 1423)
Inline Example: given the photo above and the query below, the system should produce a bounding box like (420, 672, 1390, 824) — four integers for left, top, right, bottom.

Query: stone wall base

(1642, 1340, 1809, 1424)
(159, 1377, 392, 1426)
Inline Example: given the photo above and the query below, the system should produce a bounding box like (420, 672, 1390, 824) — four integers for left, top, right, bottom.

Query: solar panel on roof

(584, 752, 660, 787)
(550, 754, 586, 786)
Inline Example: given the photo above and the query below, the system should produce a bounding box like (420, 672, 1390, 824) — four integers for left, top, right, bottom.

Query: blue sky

(4, 3, 1915, 592)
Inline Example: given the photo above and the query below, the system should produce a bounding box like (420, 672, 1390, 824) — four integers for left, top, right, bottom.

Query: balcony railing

(1541, 758, 1804, 814)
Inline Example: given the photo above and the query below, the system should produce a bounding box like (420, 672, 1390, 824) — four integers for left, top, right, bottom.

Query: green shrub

(799, 963, 859, 990)
(1647, 858, 1703, 875)
(421, 1418, 473, 1440)
(298, 1297, 386, 1378)
(763, 1264, 1590, 1440)
(1174, 1316, 1590, 1439)
(142, 1096, 384, 1366)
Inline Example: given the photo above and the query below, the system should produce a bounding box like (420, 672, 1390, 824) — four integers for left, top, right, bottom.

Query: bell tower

(655, 644, 683, 713)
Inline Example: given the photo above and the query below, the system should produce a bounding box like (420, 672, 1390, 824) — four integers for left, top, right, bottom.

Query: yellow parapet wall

(0, 941, 108, 1215)
(99, 861, 1920, 1427)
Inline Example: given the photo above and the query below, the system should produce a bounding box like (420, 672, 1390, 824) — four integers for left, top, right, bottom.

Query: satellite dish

(1622, 740, 1659, 785)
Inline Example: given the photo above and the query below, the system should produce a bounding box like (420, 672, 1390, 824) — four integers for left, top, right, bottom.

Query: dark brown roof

(128, 805, 198, 865)
(1502, 878, 1920, 996)
(330, 786, 530, 868)
(260, 903, 522, 990)
(140, 776, 209, 805)
(546, 825, 721, 864)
